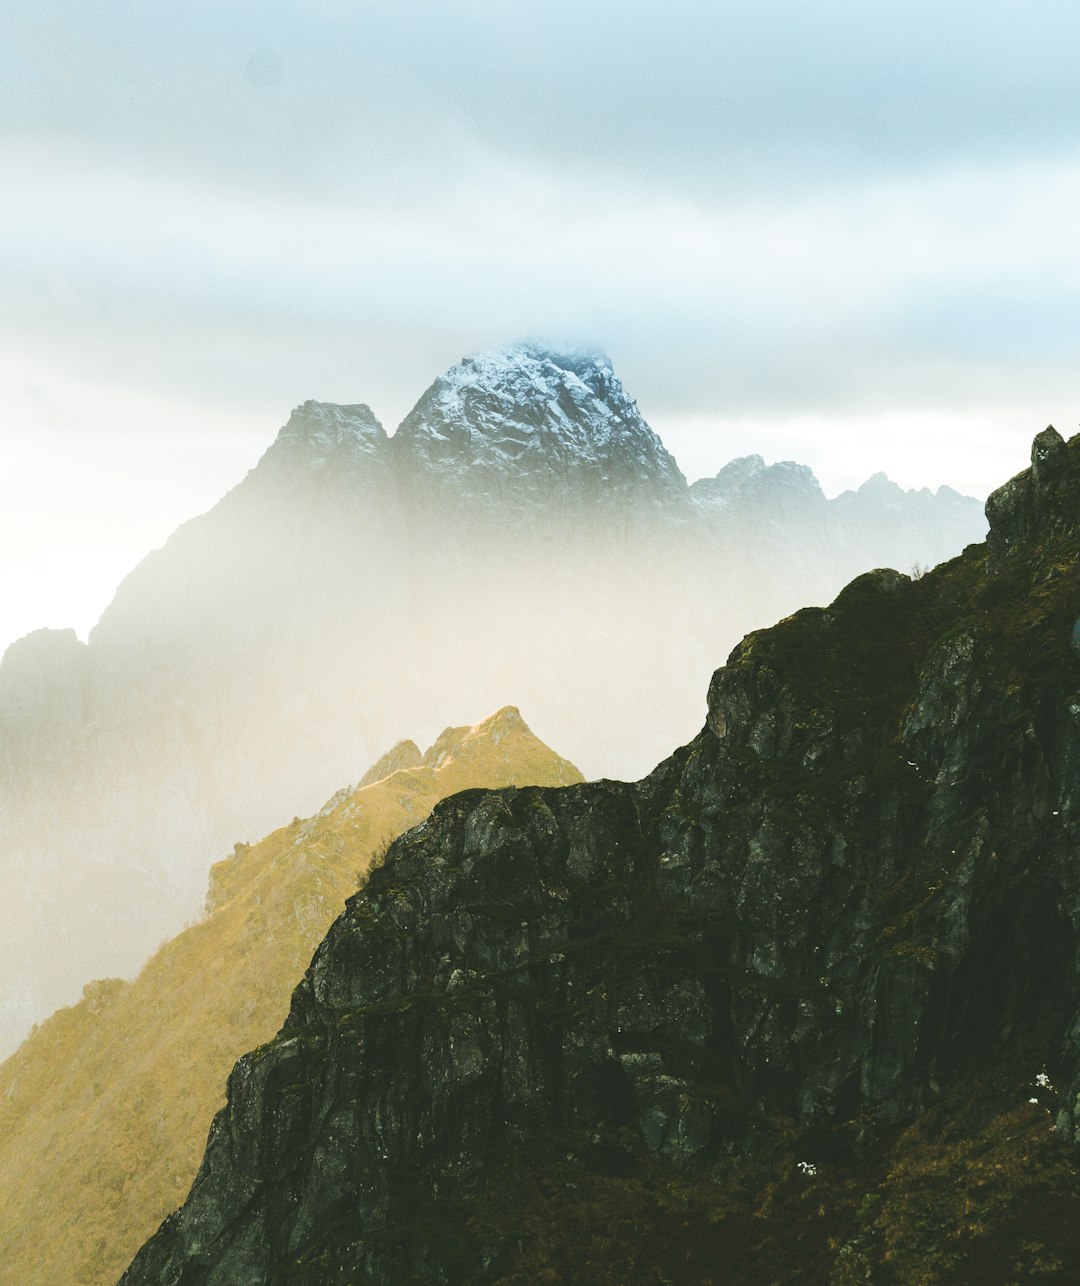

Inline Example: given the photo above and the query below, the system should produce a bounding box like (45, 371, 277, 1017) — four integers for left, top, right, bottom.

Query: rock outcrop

(121, 430, 1080, 1284)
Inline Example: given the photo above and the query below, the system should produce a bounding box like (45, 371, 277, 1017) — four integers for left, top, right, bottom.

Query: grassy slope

(0, 706, 581, 1286)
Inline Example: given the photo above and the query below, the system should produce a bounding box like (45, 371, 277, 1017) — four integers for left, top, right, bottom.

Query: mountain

(689, 455, 985, 609)
(122, 428, 1080, 1285)
(0, 345, 987, 1055)
(0, 707, 580, 1286)
(393, 345, 688, 519)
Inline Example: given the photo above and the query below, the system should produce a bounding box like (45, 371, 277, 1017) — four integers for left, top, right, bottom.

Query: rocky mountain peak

(421, 706, 542, 772)
(407, 342, 622, 418)
(712, 452, 766, 482)
(203, 399, 398, 526)
(857, 470, 903, 496)
(690, 454, 825, 521)
(0, 626, 85, 678)
(277, 399, 387, 458)
(392, 344, 687, 513)
(356, 739, 424, 789)
(0, 628, 87, 723)
(248, 400, 391, 493)
(986, 424, 1074, 567)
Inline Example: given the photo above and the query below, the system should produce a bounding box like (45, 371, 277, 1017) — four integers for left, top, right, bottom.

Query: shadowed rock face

(122, 429, 1080, 1285)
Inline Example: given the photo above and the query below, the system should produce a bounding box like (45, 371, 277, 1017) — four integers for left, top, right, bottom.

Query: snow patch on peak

(420, 343, 627, 429)
(450, 342, 612, 382)
(393, 343, 687, 512)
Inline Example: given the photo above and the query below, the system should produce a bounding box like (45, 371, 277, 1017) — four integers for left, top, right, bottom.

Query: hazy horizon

(0, 363, 1007, 658)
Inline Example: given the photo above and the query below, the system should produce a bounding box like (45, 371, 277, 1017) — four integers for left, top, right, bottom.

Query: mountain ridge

(121, 426, 1080, 1285)
(0, 706, 581, 1286)
(0, 346, 988, 1057)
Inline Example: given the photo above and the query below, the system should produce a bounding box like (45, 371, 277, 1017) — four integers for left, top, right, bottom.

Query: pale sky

(3, 1, 1079, 654)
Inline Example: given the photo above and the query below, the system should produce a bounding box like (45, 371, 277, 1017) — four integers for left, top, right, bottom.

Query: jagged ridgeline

(0, 345, 986, 1057)
(0, 709, 580, 1286)
(118, 428, 1080, 1285)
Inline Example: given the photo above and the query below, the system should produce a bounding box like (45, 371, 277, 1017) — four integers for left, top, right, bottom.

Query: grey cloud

(6, 1, 1080, 203)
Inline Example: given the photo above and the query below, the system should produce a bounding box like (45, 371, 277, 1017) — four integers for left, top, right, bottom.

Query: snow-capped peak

(393, 344, 687, 512)
(415, 343, 628, 433)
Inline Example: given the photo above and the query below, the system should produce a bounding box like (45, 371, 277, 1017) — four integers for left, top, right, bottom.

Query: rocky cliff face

(0, 708, 580, 1286)
(121, 429, 1080, 1285)
(0, 346, 987, 1056)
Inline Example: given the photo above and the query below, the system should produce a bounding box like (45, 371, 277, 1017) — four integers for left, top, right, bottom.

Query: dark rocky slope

(119, 427, 1080, 1284)
(120, 428, 1080, 1284)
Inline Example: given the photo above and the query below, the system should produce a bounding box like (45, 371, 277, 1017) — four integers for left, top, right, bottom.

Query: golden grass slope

(0, 706, 581, 1286)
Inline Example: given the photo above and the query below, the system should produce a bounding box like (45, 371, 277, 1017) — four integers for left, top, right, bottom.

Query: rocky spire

(985, 425, 1070, 567)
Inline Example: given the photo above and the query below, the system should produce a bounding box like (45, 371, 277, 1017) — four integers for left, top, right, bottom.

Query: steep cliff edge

(120, 428, 1080, 1284)
(0, 708, 580, 1286)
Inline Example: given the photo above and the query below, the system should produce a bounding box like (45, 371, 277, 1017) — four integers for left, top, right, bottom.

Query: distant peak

(462, 342, 611, 375)
(247, 400, 391, 490)
(393, 343, 687, 507)
(720, 453, 766, 475)
(0, 627, 86, 678)
(858, 471, 902, 495)
(691, 454, 823, 511)
(473, 705, 530, 738)
(278, 401, 386, 452)
(417, 343, 620, 413)
(420, 707, 534, 771)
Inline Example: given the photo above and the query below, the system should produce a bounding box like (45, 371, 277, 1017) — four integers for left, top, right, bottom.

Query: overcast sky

(3, 0, 1079, 653)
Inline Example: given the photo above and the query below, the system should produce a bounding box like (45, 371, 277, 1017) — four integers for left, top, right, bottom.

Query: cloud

(6, 1, 1080, 203)
(3, 129, 1077, 422)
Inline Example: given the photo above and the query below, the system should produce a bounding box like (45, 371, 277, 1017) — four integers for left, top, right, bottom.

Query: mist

(0, 348, 988, 1056)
